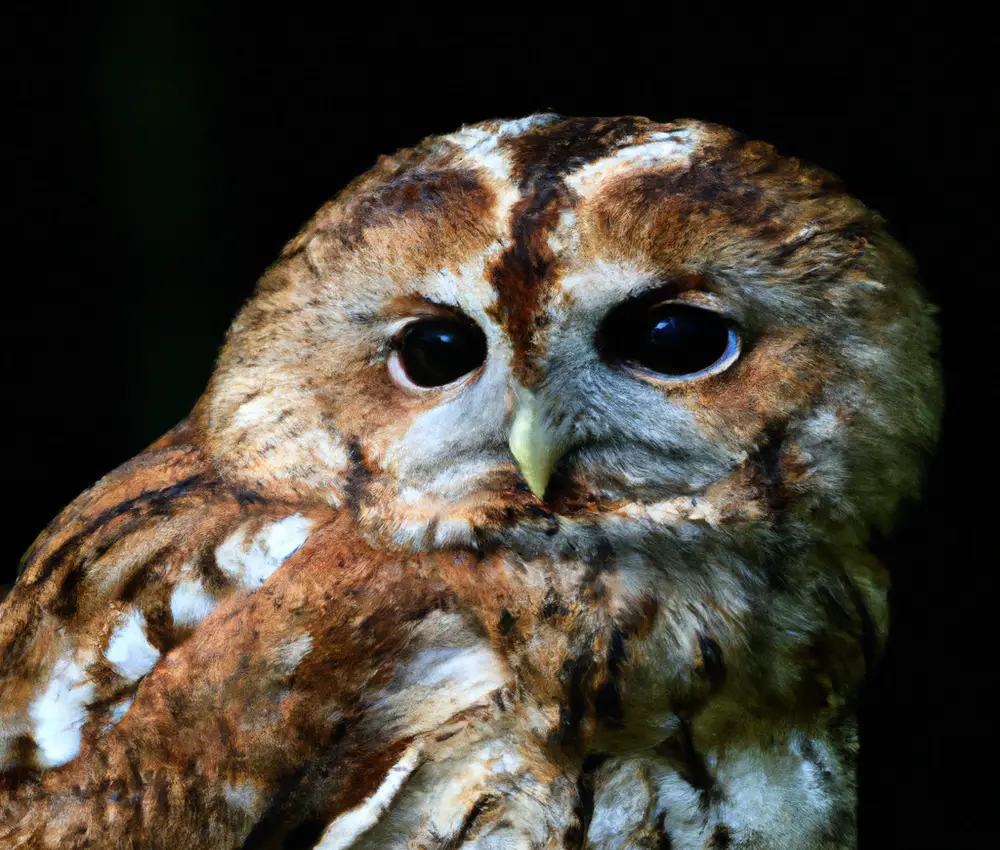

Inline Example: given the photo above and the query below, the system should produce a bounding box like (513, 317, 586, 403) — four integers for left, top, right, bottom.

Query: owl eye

(393, 318, 488, 388)
(600, 302, 740, 379)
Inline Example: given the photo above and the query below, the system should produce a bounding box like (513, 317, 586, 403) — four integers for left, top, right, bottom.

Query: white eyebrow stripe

(564, 128, 701, 194)
(494, 114, 561, 137)
(443, 125, 525, 230)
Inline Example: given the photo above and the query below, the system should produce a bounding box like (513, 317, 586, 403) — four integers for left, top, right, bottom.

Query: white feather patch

(108, 697, 133, 725)
(564, 128, 699, 193)
(28, 653, 97, 768)
(495, 114, 561, 137)
(373, 640, 509, 738)
(223, 781, 265, 817)
(587, 759, 656, 846)
(315, 743, 423, 850)
(215, 513, 312, 589)
(170, 577, 217, 627)
(232, 395, 273, 429)
(105, 610, 161, 681)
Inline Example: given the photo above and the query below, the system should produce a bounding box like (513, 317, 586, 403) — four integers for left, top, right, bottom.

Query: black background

(8, 7, 992, 846)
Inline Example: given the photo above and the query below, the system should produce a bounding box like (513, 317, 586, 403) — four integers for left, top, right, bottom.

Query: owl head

(196, 115, 940, 560)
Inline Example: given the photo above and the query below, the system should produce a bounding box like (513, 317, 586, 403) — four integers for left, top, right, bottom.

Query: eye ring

(388, 316, 488, 391)
(598, 299, 742, 382)
(623, 324, 741, 382)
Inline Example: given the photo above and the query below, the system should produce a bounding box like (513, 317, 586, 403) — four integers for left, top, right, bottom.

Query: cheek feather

(205, 377, 351, 506)
(231, 395, 274, 429)
(689, 331, 826, 435)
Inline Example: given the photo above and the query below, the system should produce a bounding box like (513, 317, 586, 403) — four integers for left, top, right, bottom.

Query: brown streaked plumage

(1, 114, 940, 849)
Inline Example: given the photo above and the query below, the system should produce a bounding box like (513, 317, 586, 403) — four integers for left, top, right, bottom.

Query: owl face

(200, 115, 940, 556)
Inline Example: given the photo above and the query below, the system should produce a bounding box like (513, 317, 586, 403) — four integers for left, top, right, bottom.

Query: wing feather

(0, 515, 495, 849)
(1, 422, 335, 777)
(1, 425, 516, 848)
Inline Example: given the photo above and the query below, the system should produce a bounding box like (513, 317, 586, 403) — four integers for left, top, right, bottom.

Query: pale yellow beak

(508, 389, 571, 500)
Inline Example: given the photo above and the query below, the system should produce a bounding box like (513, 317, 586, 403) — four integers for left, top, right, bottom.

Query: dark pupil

(399, 319, 487, 387)
(611, 304, 731, 375)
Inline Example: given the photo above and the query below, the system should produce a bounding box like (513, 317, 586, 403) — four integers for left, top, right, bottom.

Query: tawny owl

(0, 115, 940, 849)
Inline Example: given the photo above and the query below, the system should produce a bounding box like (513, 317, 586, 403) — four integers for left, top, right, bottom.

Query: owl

(0, 114, 940, 849)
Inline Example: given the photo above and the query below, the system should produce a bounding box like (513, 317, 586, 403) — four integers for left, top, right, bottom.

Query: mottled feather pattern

(1, 434, 324, 776)
(1, 115, 939, 848)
